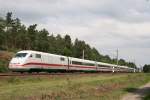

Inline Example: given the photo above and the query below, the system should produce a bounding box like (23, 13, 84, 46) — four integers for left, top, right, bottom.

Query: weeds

(7, 77, 21, 84)
(0, 73, 149, 100)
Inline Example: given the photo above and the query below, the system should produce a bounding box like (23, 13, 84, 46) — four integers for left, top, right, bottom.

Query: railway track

(0, 72, 105, 77)
(0, 72, 72, 77)
(0, 72, 118, 77)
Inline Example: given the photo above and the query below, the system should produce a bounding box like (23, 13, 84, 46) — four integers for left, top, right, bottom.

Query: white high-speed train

(9, 50, 136, 73)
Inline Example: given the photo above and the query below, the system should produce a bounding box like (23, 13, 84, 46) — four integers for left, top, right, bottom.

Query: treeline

(143, 65, 150, 73)
(0, 12, 136, 68)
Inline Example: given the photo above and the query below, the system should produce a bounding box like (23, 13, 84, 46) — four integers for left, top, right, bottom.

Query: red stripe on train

(22, 62, 96, 69)
(23, 63, 66, 67)
(70, 64, 96, 69)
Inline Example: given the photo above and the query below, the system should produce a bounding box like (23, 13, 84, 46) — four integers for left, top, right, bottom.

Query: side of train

(9, 50, 136, 73)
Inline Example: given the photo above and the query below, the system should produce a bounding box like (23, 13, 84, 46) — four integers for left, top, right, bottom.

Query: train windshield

(15, 53, 27, 58)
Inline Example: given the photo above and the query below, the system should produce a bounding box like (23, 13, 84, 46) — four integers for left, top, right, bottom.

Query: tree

(16, 25, 28, 50)
(90, 48, 101, 61)
(48, 34, 56, 53)
(73, 39, 87, 58)
(100, 55, 111, 63)
(63, 34, 72, 56)
(0, 17, 5, 31)
(143, 64, 150, 73)
(64, 35, 72, 48)
(36, 29, 49, 52)
(6, 12, 13, 27)
(118, 59, 126, 66)
(127, 62, 136, 68)
(10, 18, 21, 49)
(62, 47, 72, 56)
(3, 12, 14, 50)
(0, 17, 5, 49)
(54, 34, 65, 54)
(27, 24, 38, 49)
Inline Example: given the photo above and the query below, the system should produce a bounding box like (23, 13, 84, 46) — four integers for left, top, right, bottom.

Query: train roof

(17, 50, 67, 58)
(69, 57, 95, 63)
(17, 50, 133, 69)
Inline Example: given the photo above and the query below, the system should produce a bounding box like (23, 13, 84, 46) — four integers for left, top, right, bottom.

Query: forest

(0, 12, 136, 68)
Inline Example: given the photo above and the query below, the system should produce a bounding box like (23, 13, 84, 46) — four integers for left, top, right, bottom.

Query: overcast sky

(1, 0, 150, 67)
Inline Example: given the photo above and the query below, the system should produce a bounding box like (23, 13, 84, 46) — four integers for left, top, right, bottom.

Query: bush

(0, 51, 14, 72)
(0, 60, 9, 72)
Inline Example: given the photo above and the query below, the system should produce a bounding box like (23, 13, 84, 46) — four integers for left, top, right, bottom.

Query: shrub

(0, 60, 9, 72)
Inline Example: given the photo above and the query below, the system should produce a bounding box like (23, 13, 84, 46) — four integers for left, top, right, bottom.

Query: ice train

(9, 50, 136, 73)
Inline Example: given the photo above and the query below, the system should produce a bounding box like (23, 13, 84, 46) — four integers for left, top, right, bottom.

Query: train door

(35, 53, 42, 68)
(60, 56, 67, 69)
(27, 53, 34, 68)
(27, 53, 42, 69)
(67, 57, 70, 70)
(95, 62, 98, 71)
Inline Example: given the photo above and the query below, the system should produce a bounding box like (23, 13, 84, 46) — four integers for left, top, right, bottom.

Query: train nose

(10, 58, 21, 64)
(9, 58, 24, 68)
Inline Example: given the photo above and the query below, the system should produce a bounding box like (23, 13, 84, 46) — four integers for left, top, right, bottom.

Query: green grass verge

(0, 73, 149, 100)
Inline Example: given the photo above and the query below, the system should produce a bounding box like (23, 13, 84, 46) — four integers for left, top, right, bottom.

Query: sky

(0, 0, 150, 67)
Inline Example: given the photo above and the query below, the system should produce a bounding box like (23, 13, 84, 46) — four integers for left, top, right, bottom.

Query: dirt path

(121, 82, 150, 100)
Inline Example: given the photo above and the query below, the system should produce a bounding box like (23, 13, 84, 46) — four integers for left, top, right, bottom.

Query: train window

(83, 62, 95, 66)
(98, 64, 102, 67)
(60, 57, 65, 61)
(72, 61, 95, 66)
(98, 64, 109, 67)
(36, 54, 41, 58)
(15, 53, 27, 58)
(70, 61, 72, 64)
(72, 61, 82, 65)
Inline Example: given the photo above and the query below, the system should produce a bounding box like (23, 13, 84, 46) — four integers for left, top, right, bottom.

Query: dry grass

(0, 73, 149, 100)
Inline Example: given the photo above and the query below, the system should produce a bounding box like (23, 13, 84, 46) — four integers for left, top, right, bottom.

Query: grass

(0, 73, 149, 100)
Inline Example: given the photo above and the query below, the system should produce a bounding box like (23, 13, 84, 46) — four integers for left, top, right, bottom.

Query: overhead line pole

(133, 59, 136, 72)
(116, 49, 119, 67)
(82, 49, 84, 59)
